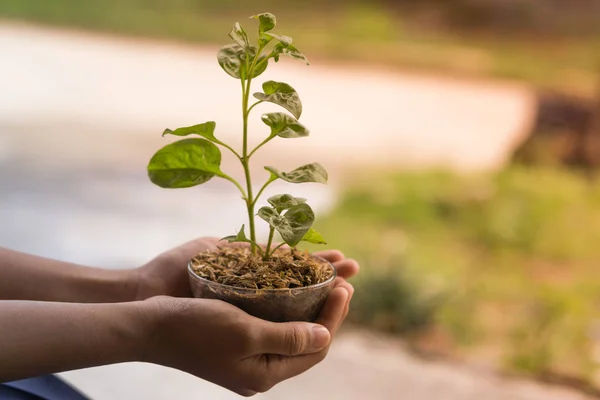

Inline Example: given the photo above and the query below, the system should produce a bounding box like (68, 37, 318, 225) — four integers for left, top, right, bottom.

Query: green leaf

(221, 225, 251, 243)
(262, 81, 289, 95)
(261, 112, 309, 139)
(257, 203, 315, 247)
(265, 163, 328, 184)
(217, 44, 245, 79)
(272, 43, 309, 65)
(268, 194, 307, 212)
(258, 33, 274, 47)
(256, 206, 293, 245)
(251, 12, 276, 33)
(221, 226, 263, 253)
(258, 209, 294, 244)
(229, 22, 250, 50)
(301, 228, 327, 245)
(147, 138, 224, 188)
(248, 53, 269, 79)
(257, 206, 279, 222)
(264, 32, 292, 46)
(270, 216, 295, 244)
(162, 122, 220, 143)
(281, 203, 315, 247)
(253, 81, 302, 119)
(217, 44, 268, 79)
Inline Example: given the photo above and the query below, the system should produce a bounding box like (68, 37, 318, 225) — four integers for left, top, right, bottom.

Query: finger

(182, 237, 219, 248)
(257, 321, 331, 356)
(340, 282, 354, 318)
(331, 259, 360, 280)
(256, 283, 350, 356)
(345, 284, 354, 318)
(173, 237, 220, 260)
(235, 389, 257, 397)
(266, 285, 351, 382)
(331, 278, 354, 319)
(318, 282, 353, 336)
(314, 250, 345, 263)
(216, 240, 248, 249)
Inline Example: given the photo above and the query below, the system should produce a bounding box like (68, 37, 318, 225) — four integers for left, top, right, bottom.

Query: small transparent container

(188, 256, 336, 322)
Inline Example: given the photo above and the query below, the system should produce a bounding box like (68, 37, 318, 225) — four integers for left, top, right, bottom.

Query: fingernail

(310, 325, 331, 351)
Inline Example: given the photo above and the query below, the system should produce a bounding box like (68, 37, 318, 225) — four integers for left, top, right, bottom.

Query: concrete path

(59, 331, 592, 400)
(0, 22, 535, 173)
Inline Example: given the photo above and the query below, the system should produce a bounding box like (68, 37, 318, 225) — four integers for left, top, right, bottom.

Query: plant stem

(240, 45, 266, 254)
(271, 242, 286, 254)
(241, 78, 257, 253)
(217, 140, 242, 160)
(222, 175, 247, 200)
(252, 176, 277, 207)
(247, 100, 264, 115)
(243, 162, 256, 249)
(264, 227, 275, 260)
(249, 135, 275, 158)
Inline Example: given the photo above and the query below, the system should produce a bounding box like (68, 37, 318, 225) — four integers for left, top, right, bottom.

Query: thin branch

(271, 242, 286, 254)
(252, 177, 277, 207)
(217, 141, 242, 160)
(247, 100, 264, 115)
(222, 175, 248, 200)
(263, 227, 275, 260)
(249, 135, 275, 158)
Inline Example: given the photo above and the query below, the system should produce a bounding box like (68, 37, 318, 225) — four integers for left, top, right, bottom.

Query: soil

(190, 247, 334, 290)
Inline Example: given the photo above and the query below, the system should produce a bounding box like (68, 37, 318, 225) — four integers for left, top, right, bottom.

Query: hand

(140, 278, 354, 396)
(134, 237, 359, 300)
(133, 237, 220, 300)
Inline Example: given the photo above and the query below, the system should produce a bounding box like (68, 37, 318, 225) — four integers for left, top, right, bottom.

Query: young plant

(147, 12, 327, 260)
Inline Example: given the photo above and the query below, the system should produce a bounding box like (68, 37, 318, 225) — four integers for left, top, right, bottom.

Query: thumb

(258, 322, 331, 356)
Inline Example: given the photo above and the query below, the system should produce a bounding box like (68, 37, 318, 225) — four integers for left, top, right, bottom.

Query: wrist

(130, 265, 163, 301)
(120, 299, 163, 363)
(100, 268, 142, 302)
(134, 296, 195, 364)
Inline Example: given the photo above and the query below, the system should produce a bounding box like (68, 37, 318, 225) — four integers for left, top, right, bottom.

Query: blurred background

(1, 1, 599, 399)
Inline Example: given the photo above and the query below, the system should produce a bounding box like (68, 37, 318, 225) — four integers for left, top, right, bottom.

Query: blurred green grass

(314, 166, 600, 385)
(0, 0, 598, 97)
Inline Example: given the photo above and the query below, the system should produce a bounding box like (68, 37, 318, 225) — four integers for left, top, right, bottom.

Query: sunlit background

(1, 1, 599, 399)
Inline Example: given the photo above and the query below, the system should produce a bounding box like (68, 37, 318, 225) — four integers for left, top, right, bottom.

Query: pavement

(58, 331, 593, 400)
(0, 21, 535, 173)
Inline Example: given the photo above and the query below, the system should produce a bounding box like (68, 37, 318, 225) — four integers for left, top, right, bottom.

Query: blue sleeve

(1, 375, 89, 400)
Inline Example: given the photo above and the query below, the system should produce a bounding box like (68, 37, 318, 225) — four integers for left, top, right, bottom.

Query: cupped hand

(140, 278, 354, 396)
(133, 237, 220, 300)
(134, 237, 359, 300)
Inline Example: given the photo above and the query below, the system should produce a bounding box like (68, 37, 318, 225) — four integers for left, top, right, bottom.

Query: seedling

(147, 12, 327, 260)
